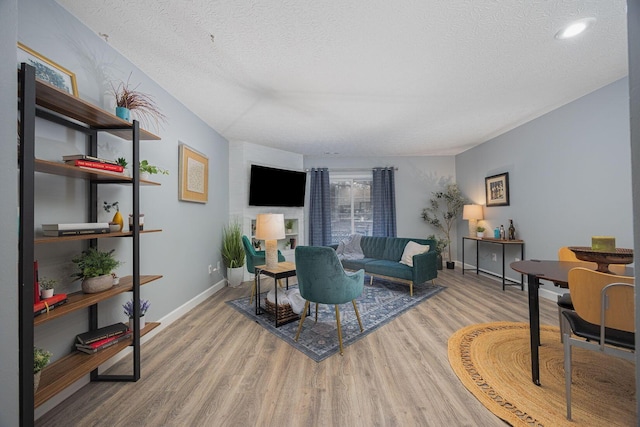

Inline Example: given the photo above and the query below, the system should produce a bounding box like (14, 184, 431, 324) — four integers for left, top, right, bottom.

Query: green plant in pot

(39, 277, 56, 299)
(139, 160, 169, 180)
(72, 247, 123, 294)
(421, 183, 467, 269)
(222, 220, 245, 288)
(34, 346, 52, 392)
(476, 226, 486, 238)
(285, 219, 294, 233)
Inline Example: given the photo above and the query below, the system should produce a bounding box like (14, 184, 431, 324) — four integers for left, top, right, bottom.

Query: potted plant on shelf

(139, 160, 169, 181)
(110, 74, 167, 131)
(103, 200, 123, 232)
(285, 219, 294, 234)
(421, 183, 467, 269)
(115, 157, 130, 177)
(34, 346, 52, 393)
(71, 247, 123, 294)
(123, 298, 150, 330)
(39, 277, 56, 299)
(476, 226, 486, 238)
(221, 220, 246, 288)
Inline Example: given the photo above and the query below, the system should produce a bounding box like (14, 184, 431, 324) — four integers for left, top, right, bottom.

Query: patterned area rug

(227, 278, 445, 362)
(448, 322, 636, 426)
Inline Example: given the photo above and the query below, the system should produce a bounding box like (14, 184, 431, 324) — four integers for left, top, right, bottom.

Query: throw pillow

(399, 241, 430, 267)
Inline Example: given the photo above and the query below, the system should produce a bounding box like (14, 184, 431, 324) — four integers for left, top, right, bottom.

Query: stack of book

(62, 155, 124, 173)
(42, 222, 110, 236)
(33, 260, 68, 316)
(75, 323, 132, 354)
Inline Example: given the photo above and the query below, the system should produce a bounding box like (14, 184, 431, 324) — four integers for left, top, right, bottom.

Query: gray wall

(303, 155, 457, 244)
(0, 0, 19, 424)
(456, 78, 633, 296)
(2, 0, 230, 422)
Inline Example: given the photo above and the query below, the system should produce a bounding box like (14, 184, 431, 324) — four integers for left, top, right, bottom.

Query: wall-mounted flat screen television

(249, 164, 307, 207)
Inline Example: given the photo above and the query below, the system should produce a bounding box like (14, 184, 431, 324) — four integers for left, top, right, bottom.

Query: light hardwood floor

(37, 268, 559, 427)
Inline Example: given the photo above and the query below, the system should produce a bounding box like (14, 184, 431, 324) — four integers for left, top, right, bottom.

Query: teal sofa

(332, 236, 438, 296)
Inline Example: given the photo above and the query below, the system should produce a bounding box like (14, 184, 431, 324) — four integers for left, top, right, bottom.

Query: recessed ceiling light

(555, 18, 596, 40)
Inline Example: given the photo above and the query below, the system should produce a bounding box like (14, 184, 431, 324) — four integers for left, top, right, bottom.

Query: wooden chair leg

(369, 276, 374, 286)
(295, 301, 311, 342)
(352, 300, 364, 332)
(335, 305, 344, 355)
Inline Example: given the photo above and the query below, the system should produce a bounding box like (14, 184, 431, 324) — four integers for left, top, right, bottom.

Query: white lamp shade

(462, 204, 484, 220)
(255, 214, 285, 240)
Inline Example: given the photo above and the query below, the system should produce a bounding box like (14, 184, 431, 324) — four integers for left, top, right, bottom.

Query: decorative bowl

(568, 246, 634, 273)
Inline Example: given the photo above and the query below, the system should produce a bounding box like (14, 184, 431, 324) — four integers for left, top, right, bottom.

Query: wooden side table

(254, 261, 298, 327)
(462, 236, 525, 290)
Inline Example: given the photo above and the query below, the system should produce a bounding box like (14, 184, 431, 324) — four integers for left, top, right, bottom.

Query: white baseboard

(35, 278, 227, 420)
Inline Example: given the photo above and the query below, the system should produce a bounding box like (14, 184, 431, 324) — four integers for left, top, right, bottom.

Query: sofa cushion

(364, 260, 413, 281)
(400, 241, 430, 267)
(341, 258, 377, 272)
(383, 237, 432, 261)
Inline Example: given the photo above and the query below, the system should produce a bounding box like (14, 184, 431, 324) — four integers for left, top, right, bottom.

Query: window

(330, 174, 372, 244)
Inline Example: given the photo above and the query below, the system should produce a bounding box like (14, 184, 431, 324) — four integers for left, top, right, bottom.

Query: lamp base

(468, 219, 478, 237)
(265, 239, 279, 269)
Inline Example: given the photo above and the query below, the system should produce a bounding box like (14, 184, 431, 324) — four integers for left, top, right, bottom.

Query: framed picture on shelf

(485, 172, 510, 207)
(17, 42, 78, 96)
(178, 142, 209, 203)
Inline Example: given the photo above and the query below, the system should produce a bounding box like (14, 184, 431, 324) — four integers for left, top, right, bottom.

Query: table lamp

(255, 213, 285, 269)
(462, 204, 483, 237)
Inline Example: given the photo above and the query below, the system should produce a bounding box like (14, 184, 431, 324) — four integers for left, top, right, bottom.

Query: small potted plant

(34, 346, 52, 392)
(123, 298, 150, 330)
(476, 226, 486, 238)
(71, 247, 123, 294)
(103, 201, 122, 232)
(285, 219, 294, 234)
(115, 157, 130, 177)
(139, 160, 169, 181)
(39, 277, 56, 299)
(110, 74, 167, 131)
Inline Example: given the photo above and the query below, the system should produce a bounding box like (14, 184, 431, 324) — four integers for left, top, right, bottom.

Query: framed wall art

(17, 42, 78, 96)
(485, 172, 509, 207)
(179, 143, 209, 203)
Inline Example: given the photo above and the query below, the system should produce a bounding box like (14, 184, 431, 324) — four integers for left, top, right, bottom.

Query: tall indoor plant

(221, 220, 246, 288)
(421, 183, 467, 269)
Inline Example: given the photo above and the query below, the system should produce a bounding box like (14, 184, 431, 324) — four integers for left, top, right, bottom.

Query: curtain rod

(305, 167, 398, 172)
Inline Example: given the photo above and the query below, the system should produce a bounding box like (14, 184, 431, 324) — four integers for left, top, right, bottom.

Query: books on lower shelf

(75, 330, 133, 354)
(42, 222, 110, 237)
(76, 322, 129, 345)
(34, 293, 68, 317)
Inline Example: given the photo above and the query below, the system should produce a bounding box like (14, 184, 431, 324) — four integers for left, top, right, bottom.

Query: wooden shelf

(33, 275, 163, 326)
(35, 322, 160, 408)
(19, 74, 161, 140)
(35, 229, 162, 245)
(35, 159, 161, 185)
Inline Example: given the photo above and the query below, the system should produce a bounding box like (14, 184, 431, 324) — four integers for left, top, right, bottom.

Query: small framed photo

(179, 143, 209, 203)
(17, 42, 78, 96)
(485, 172, 510, 207)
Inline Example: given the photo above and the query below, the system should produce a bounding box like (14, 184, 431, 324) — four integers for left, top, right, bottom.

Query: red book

(67, 159, 124, 172)
(75, 331, 132, 354)
(34, 293, 68, 316)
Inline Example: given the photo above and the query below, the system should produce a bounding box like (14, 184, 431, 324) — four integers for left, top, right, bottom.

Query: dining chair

(242, 235, 285, 304)
(294, 246, 365, 355)
(562, 267, 635, 420)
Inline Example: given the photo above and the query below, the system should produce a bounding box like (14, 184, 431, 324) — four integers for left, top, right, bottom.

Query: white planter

(41, 288, 54, 299)
(129, 316, 146, 331)
(227, 266, 244, 288)
(477, 232, 485, 238)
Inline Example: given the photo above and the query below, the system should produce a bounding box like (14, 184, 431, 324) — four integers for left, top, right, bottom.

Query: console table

(462, 237, 525, 290)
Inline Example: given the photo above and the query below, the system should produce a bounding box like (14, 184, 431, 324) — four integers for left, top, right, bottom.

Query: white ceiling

(56, 0, 628, 157)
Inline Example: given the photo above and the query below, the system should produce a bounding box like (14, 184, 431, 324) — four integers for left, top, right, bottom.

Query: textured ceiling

(56, 0, 628, 156)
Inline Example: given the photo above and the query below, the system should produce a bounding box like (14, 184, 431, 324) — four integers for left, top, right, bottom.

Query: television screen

(249, 165, 307, 207)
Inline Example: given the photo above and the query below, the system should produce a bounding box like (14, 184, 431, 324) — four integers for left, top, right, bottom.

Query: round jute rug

(448, 322, 636, 427)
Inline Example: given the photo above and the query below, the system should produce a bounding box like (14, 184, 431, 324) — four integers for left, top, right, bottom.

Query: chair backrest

(567, 267, 635, 332)
(295, 246, 364, 305)
(242, 235, 258, 272)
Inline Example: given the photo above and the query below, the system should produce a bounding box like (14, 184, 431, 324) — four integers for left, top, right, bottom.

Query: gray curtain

(308, 168, 332, 246)
(372, 167, 397, 237)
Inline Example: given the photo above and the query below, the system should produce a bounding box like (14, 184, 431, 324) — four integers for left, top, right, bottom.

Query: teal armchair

(242, 235, 285, 303)
(294, 245, 365, 355)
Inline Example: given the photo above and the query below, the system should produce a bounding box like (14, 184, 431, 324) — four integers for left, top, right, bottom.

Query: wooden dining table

(510, 259, 634, 386)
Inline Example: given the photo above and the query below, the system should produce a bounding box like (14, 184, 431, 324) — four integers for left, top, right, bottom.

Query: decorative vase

(112, 211, 124, 232)
(129, 316, 146, 331)
(227, 266, 244, 288)
(81, 274, 114, 294)
(115, 106, 130, 121)
(34, 371, 41, 393)
(476, 232, 484, 238)
(41, 288, 54, 299)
